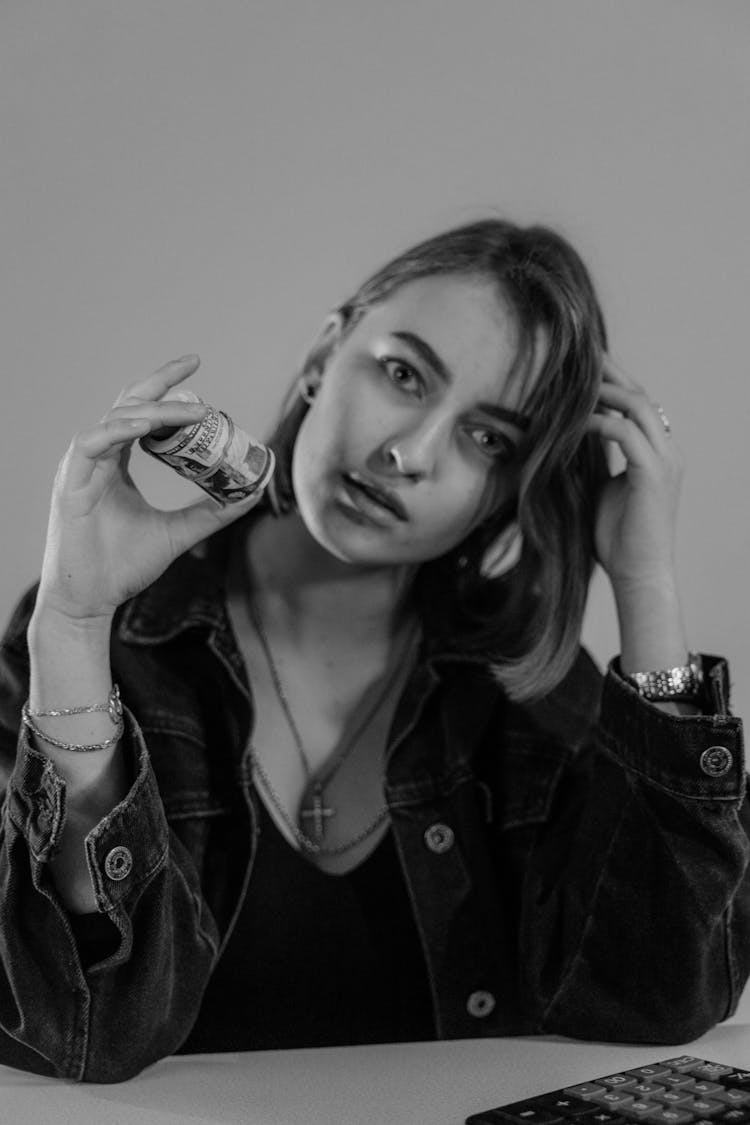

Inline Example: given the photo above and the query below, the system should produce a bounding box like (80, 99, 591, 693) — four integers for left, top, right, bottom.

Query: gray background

(1, 1, 748, 717)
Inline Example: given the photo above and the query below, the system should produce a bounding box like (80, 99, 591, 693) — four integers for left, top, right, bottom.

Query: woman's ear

(305, 308, 350, 375)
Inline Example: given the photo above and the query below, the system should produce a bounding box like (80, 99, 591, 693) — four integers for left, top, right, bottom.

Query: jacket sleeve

(0, 586, 220, 1082)
(523, 654, 749, 1043)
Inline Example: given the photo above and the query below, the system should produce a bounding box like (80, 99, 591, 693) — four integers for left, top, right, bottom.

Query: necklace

(247, 595, 419, 857)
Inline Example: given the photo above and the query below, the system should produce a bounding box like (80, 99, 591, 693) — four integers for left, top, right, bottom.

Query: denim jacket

(0, 527, 748, 1082)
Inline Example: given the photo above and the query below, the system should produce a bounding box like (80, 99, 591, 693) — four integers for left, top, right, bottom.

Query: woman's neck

(237, 509, 418, 651)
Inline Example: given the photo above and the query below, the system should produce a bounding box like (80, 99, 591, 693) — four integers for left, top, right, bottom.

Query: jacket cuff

(599, 655, 745, 802)
(6, 708, 169, 910)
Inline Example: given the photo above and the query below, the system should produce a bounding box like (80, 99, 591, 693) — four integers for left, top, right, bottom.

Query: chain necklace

(247, 595, 419, 857)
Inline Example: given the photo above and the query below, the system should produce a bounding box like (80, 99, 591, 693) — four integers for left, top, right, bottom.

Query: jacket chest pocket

(477, 739, 571, 831)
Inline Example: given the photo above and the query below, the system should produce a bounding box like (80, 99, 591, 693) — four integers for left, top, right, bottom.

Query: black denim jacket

(0, 534, 748, 1082)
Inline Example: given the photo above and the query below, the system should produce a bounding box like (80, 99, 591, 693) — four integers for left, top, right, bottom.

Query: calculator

(466, 1055, 750, 1125)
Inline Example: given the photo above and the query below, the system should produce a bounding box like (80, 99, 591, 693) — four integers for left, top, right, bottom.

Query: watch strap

(627, 652, 704, 702)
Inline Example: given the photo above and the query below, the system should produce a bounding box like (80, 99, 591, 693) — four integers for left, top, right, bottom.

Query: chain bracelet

(21, 702, 125, 752)
(26, 684, 123, 726)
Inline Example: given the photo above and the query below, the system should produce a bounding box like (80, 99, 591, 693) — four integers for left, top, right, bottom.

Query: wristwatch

(627, 652, 704, 702)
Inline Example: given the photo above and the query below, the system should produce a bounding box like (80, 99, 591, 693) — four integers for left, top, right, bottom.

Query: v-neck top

(178, 794, 435, 1052)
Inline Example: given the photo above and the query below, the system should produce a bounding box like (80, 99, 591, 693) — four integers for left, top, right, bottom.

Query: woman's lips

(340, 473, 409, 522)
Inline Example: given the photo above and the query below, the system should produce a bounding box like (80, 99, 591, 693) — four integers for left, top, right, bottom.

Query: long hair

(263, 219, 610, 702)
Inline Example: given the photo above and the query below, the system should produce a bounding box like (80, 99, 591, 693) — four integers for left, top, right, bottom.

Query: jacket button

(104, 846, 133, 881)
(424, 823, 455, 854)
(467, 990, 496, 1018)
(700, 746, 733, 778)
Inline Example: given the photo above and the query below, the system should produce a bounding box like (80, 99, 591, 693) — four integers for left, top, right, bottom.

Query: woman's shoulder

(503, 646, 604, 748)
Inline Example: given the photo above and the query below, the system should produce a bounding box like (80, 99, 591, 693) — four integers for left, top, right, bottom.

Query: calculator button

(688, 1064, 734, 1080)
(662, 1058, 708, 1074)
(661, 1077, 697, 1092)
(627, 1066, 673, 1080)
(565, 1084, 609, 1100)
(726, 1072, 750, 1089)
(647, 1109, 695, 1124)
(590, 1092, 635, 1110)
(624, 1100, 664, 1120)
(713, 1090, 750, 1107)
(536, 1095, 601, 1117)
(720, 1112, 750, 1125)
(588, 1112, 628, 1124)
(632, 1083, 666, 1099)
(484, 1101, 565, 1123)
(689, 1098, 726, 1118)
(691, 1083, 723, 1097)
(652, 1091, 695, 1107)
(600, 1076, 639, 1090)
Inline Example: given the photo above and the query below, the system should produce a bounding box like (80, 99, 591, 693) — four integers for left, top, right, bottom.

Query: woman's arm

(524, 657, 748, 1042)
(0, 586, 221, 1081)
(0, 355, 261, 1079)
(26, 608, 127, 912)
(586, 370, 702, 714)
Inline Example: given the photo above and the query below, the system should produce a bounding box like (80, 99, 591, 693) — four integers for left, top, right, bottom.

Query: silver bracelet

(21, 684, 125, 752)
(627, 653, 704, 702)
(26, 684, 123, 725)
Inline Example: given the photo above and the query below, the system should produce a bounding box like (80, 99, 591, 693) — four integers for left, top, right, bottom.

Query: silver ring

(655, 404, 671, 435)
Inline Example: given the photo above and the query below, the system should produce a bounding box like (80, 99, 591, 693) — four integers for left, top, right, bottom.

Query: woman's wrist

(611, 571, 689, 677)
(27, 606, 121, 786)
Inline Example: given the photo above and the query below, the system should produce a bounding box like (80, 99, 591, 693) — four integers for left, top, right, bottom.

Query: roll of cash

(141, 388, 275, 505)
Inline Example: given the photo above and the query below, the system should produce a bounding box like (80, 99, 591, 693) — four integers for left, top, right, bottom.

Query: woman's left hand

(585, 368, 684, 595)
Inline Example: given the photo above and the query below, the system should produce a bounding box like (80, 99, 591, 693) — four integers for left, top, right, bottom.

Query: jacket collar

(117, 525, 233, 645)
(115, 509, 474, 666)
(115, 509, 598, 750)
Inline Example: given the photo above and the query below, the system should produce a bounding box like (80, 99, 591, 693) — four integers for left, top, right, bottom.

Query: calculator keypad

(466, 1059, 750, 1125)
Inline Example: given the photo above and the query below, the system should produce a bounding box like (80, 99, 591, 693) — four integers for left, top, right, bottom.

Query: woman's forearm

(613, 573, 699, 716)
(27, 606, 130, 912)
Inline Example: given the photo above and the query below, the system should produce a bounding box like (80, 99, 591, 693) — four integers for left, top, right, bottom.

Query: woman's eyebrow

(390, 330, 531, 432)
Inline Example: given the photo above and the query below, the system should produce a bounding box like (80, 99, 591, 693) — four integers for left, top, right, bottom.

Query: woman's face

(291, 274, 545, 567)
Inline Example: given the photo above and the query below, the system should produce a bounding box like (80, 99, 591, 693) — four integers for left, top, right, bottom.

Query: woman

(0, 220, 747, 1082)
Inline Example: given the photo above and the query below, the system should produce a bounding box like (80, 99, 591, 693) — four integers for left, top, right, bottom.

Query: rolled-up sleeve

(534, 653, 749, 1043)
(0, 587, 220, 1082)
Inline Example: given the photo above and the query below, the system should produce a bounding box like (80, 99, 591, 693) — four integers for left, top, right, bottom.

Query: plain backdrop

(1, 0, 748, 719)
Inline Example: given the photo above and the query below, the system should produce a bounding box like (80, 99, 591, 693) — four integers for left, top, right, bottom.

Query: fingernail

(176, 353, 199, 363)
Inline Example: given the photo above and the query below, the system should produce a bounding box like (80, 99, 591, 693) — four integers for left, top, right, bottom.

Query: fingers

(586, 411, 655, 472)
(164, 489, 264, 557)
(61, 399, 208, 494)
(60, 416, 153, 492)
(113, 354, 201, 409)
(592, 378, 673, 455)
(101, 398, 208, 431)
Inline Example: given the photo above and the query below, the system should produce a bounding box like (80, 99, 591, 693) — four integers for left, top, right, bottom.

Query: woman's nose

(379, 416, 449, 479)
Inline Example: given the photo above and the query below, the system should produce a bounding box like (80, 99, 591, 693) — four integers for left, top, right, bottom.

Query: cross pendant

(300, 784, 336, 842)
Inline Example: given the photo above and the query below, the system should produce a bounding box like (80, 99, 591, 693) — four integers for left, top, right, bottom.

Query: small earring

(298, 374, 320, 405)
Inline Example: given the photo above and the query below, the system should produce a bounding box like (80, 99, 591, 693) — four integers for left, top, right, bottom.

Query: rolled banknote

(140, 388, 275, 505)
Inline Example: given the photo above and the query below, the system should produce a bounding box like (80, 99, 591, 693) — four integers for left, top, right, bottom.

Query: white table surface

(2, 1019, 749, 1125)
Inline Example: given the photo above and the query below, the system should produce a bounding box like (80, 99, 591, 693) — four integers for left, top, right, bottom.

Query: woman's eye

(470, 428, 515, 461)
(380, 357, 424, 395)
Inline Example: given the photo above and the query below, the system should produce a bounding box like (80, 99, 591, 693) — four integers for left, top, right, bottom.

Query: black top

(179, 795, 434, 1052)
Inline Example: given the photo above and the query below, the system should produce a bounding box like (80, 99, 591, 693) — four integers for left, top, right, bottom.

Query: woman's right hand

(35, 355, 261, 624)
